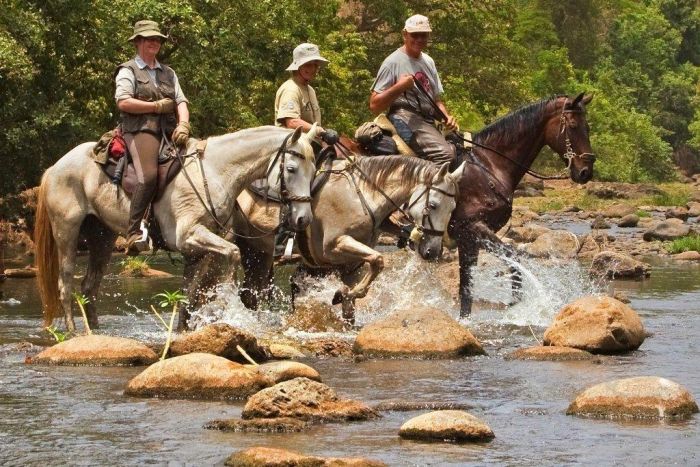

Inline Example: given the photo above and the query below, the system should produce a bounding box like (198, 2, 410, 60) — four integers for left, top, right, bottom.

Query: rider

(115, 20, 190, 256)
(275, 43, 328, 134)
(369, 14, 458, 165)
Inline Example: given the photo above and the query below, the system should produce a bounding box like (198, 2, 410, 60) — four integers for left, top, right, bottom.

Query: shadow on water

(0, 247, 699, 465)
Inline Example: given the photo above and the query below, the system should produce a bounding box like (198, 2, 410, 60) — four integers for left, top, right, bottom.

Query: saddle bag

(354, 121, 399, 156)
(91, 127, 128, 165)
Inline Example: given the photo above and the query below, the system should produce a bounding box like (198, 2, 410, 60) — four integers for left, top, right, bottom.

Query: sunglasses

(408, 32, 430, 39)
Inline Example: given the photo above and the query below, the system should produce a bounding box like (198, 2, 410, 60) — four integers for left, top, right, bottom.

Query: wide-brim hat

(128, 20, 168, 42)
(286, 43, 329, 71)
(404, 14, 432, 33)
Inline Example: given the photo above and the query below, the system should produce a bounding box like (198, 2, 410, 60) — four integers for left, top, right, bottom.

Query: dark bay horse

(448, 93, 595, 316)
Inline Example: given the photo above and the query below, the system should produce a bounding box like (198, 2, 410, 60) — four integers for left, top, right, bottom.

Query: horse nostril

(579, 168, 589, 179)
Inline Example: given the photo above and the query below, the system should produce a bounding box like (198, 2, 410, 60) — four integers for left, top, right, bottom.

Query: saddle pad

(99, 157, 182, 201)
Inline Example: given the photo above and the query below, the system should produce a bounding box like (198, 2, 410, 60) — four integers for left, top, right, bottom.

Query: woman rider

(115, 20, 190, 255)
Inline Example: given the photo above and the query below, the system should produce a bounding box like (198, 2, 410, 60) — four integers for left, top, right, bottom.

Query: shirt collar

(135, 55, 162, 70)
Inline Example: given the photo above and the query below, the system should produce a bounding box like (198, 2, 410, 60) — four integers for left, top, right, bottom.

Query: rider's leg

(124, 132, 159, 255)
(405, 114, 456, 165)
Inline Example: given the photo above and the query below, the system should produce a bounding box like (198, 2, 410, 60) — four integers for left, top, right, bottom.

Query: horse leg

(79, 217, 116, 329)
(457, 238, 479, 318)
(329, 235, 385, 323)
(238, 239, 273, 311)
(469, 222, 523, 305)
(177, 254, 207, 331)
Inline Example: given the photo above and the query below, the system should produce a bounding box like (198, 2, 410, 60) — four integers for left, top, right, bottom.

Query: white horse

(234, 155, 464, 322)
(35, 125, 319, 331)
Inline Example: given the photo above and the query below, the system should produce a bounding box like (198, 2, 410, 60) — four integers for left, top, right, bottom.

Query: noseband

(559, 109, 597, 169)
(266, 134, 313, 205)
(406, 182, 457, 238)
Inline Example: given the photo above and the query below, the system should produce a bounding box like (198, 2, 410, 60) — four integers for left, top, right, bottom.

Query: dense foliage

(2, 0, 700, 195)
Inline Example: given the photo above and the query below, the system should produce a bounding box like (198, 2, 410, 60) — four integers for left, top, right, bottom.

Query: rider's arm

(177, 101, 190, 124)
(436, 99, 457, 130)
(281, 118, 323, 133)
(369, 74, 415, 114)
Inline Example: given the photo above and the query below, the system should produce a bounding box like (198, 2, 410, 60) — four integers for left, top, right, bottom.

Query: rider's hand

(320, 128, 339, 145)
(445, 114, 459, 131)
(396, 74, 415, 92)
(172, 121, 190, 147)
(153, 98, 176, 114)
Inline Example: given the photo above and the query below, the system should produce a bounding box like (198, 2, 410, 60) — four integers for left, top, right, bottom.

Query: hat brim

(128, 31, 168, 42)
(404, 27, 432, 33)
(286, 56, 329, 71)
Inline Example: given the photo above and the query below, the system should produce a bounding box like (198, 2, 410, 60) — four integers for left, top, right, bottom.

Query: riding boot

(125, 183, 155, 256)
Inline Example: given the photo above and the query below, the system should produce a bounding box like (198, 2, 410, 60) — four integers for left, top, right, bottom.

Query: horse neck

(474, 98, 562, 190)
(359, 159, 434, 217)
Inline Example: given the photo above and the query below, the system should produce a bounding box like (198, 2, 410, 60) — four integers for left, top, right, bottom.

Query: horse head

(407, 161, 464, 260)
(266, 125, 317, 231)
(549, 93, 595, 184)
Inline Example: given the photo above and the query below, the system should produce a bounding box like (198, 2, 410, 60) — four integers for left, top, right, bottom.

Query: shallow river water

(0, 249, 698, 466)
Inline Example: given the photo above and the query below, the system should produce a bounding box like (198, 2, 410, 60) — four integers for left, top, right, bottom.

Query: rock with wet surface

(125, 352, 271, 400)
(567, 376, 699, 420)
(686, 201, 700, 217)
(505, 223, 551, 243)
(29, 334, 158, 366)
(642, 219, 691, 241)
(591, 215, 611, 229)
(242, 377, 378, 422)
(267, 343, 306, 359)
(399, 410, 494, 442)
(589, 251, 650, 279)
(205, 417, 310, 433)
(505, 346, 596, 361)
(284, 298, 347, 333)
(617, 214, 639, 228)
(251, 361, 321, 384)
(543, 296, 645, 353)
(225, 447, 387, 467)
(169, 323, 267, 363)
(523, 230, 580, 259)
(665, 206, 689, 221)
(353, 306, 485, 359)
(576, 234, 602, 260)
(602, 203, 636, 218)
(673, 251, 700, 261)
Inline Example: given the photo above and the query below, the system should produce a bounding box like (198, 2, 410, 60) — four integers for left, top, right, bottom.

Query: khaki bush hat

(128, 20, 168, 42)
(404, 14, 432, 33)
(286, 43, 329, 71)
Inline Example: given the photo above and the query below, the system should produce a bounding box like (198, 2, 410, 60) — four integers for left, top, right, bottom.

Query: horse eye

(286, 166, 296, 173)
(429, 201, 438, 209)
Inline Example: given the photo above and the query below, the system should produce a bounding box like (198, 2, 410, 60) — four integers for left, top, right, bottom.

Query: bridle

(263, 132, 314, 205)
(558, 106, 597, 170)
(406, 181, 457, 238)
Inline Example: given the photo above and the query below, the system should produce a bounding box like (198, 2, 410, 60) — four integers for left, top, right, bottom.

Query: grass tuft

(666, 235, 700, 254)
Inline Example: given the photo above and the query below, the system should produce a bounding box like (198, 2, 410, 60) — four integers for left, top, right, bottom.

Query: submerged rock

(169, 323, 267, 363)
(505, 346, 596, 361)
(125, 352, 271, 400)
(204, 417, 310, 433)
(373, 400, 473, 412)
(591, 215, 611, 229)
(543, 296, 645, 353)
(589, 251, 650, 279)
(567, 376, 699, 420)
(285, 298, 347, 333)
(399, 410, 494, 442)
(242, 377, 378, 422)
(353, 306, 485, 359)
(29, 335, 157, 366)
(523, 230, 580, 259)
(225, 447, 387, 467)
(617, 214, 639, 228)
(252, 361, 321, 384)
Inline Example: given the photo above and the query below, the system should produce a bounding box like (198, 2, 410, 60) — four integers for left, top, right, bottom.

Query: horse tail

(34, 173, 62, 327)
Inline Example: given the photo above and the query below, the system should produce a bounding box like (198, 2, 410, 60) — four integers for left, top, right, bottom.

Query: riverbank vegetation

(2, 0, 700, 196)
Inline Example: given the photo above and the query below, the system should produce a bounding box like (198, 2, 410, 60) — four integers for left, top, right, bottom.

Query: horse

(233, 156, 464, 322)
(447, 93, 596, 317)
(35, 125, 320, 332)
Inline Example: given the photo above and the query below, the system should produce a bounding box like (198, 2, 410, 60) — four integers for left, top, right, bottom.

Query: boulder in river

(673, 251, 700, 261)
(617, 214, 639, 228)
(686, 201, 700, 217)
(642, 219, 691, 241)
(353, 306, 485, 359)
(505, 223, 551, 244)
(505, 346, 596, 361)
(29, 334, 157, 366)
(251, 360, 321, 384)
(399, 410, 494, 442)
(125, 352, 271, 400)
(591, 215, 611, 230)
(169, 323, 267, 363)
(567, 376, 699, 420)
(523, 230, 580, 259)
(225, 447, 387, 467)
(665, 207, 689, 221)
(242, 377, 378, 422)
(589, 251, 650, 279)
(543, 296, 645, 353)
(267, 343, 306, 359)
(602, 203, 636, 218)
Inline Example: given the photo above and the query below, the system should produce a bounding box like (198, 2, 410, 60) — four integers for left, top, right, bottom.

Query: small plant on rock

(120, 256, 150, 277)
(45, 325, 69, 343)
(72, 292, 92, 335)
(152, 290, 188, 360)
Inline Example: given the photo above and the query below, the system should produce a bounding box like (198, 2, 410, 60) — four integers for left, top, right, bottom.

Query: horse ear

(305, 123, 320, 142)
(290, 126, 304, 145)
(448, 161, 466, 181)
(433, 162, 450, 183)
(581, 93, 593, 106)
(571, 92, 585, 107)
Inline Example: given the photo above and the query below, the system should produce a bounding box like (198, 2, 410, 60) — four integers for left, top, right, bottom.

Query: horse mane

(355, 155, 438, 194)
(211, 126, 316, 162)
(474, 96, 563, 148)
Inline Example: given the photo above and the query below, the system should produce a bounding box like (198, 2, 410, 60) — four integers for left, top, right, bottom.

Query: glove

(172, 121, 191, 147)
(153, 98, 175, 114)
(320, 128, 339, 146)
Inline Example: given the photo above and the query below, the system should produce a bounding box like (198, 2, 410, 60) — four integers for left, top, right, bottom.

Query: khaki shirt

(274, 78, 321, 126)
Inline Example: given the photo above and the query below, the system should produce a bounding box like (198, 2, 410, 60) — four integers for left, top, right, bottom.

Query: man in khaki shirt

(274, 43, 328, 133)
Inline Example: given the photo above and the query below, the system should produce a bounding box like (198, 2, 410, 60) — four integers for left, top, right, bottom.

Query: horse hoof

(332, 290, 344, 305)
